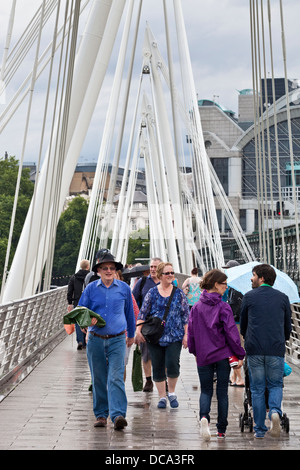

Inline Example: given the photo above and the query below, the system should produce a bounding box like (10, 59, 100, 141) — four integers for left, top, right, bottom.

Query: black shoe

(114, 416, 127, 430)
(143, 380, 153, 392)
(77, 342, 83, 350)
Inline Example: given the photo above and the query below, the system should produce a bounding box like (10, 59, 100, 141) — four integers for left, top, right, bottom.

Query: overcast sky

(0, 0, 300, 165)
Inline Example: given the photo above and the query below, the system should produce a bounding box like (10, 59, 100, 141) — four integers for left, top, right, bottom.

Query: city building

(199, 77, 300, 235)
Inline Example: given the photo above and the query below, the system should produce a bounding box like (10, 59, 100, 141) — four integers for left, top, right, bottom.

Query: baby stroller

(239, 358, 290, 433)
(239, 358, 253, 432)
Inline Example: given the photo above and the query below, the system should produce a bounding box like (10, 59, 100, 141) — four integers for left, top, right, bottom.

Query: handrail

(288, 304, 300, 365)
(0, 286, 67, 392)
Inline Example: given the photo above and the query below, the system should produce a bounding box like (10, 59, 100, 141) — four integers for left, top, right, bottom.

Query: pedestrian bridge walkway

(0, 334, 299, 451)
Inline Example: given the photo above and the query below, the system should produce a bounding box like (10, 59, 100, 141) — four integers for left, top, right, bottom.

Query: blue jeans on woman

(197, 359, 230, 434)
(247, 355, 284, 437)
(87, 332, 127, 423)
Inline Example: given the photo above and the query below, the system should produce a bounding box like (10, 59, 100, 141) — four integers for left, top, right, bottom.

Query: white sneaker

(200, 417, 211, 441)
(270, 412, 281, 437)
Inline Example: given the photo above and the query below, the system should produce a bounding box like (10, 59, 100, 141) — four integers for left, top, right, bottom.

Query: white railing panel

(0, 287, 67, 382)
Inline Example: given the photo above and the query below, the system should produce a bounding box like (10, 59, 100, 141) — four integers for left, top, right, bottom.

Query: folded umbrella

(224, 261, 300, 304)
(63, 306, 106, 329)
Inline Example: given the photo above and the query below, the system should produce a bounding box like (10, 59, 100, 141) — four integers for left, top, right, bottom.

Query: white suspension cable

(35, 0, 74, 293)
(77, 0, 138, 265)
(27, 0, 63, 295)
(1, 0, 47, 301)
(97, 0, 141, 254)
(0, 0, 16, 86)
(260, 0, 277, 264)
(173, 0, 224, 268)
(2, 0, 116, 301)
(279, 0, 300, 274)
(110, 74, 143, 257)
(43, 0, 81, 291)
(267, 0, 287, 268)
(0, 0, 91, 134)
(141, 126, 168, 260)
(3, 0, 58, 86)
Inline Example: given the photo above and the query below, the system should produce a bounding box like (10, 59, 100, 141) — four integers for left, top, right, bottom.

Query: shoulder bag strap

(162, 286, 177, 322)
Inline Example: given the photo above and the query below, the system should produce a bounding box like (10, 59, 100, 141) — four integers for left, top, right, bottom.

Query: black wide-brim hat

(92, 252, 123, 272)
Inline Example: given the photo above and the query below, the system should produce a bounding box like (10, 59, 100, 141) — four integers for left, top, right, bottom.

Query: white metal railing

(287, 304, 300, 365)
(0, 286, 67, 388)
(282, 186, 300, 201)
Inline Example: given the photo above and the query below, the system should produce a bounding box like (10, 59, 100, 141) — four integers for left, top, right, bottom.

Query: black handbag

(141, 286, 177, 344)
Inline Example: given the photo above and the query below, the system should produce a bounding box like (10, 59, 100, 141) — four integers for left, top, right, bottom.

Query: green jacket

(63, 306, 106, 329)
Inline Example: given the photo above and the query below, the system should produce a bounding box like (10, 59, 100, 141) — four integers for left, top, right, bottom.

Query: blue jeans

(197, 359, 230, 434)
(75, 323, 86, 346)
(247, 355, 284, 437)
(87, 332, 127, 422)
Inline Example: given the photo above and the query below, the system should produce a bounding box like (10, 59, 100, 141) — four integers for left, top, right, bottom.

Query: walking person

(188, 269, 245, 440)
(135, 262, 189, 409)
(115, 269, 140, 380)
(240, 263, 292, 439)
(182, 267, 202, 309)
(67, 259, 90, 350)
(84, 248, 110, 286)
(78, 252, 135, 430)
(222, 260, 245, 387)
(132, 257, 162, 392)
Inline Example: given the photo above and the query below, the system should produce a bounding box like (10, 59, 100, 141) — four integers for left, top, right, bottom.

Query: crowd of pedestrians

(66, 252, 292, 440)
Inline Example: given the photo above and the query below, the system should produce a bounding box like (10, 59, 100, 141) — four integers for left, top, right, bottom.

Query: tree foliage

(51, 196, 88, 285)
(126, 229, 150, 265)
(0, 156, 149, 289)
(0, 156, 34, 284)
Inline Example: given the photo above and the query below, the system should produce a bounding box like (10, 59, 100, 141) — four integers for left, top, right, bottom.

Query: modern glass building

(198, 78, 300, 234)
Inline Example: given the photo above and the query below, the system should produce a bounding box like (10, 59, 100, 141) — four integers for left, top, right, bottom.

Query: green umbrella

(63, 306, 106, 329)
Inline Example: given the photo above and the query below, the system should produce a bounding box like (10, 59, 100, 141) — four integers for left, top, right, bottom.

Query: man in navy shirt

(78, 253, 135, 430)
(132, 257, 162, 392)
(240, 263, 292, 439)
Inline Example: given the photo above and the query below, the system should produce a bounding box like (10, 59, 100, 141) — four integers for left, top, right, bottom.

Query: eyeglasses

(219, 282, 227, 286)
(100, 266, 116, 271)
(162, 271, 175, 276)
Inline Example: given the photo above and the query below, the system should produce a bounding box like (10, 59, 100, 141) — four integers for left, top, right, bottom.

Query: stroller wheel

(249, 414, 253, 433)
(281, 413, 290, 433)
(240, 413, 245, 432)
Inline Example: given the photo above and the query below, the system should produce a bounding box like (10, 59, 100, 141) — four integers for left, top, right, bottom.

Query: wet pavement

(0, 335, 299, 451)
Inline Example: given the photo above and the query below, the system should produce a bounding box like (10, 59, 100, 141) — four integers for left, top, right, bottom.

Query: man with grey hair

(132, 257, 162, 392)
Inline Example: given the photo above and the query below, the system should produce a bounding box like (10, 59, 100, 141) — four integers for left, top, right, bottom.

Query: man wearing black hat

(78, 252, 135, 430)
(84, 248, 111, 287)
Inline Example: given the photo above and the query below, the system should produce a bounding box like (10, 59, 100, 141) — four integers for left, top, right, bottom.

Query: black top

(240, 286, 292, 357)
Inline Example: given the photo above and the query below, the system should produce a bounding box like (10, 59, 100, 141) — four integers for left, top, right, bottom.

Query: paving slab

(0, 335, 299, 451)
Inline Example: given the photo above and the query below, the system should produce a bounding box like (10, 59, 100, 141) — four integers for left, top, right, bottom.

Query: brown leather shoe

(114, 415, 127, 430)
(94, 417, 107, 427)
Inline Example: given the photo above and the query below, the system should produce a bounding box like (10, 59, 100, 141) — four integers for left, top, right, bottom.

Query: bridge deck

(0, 335, 299, 451)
